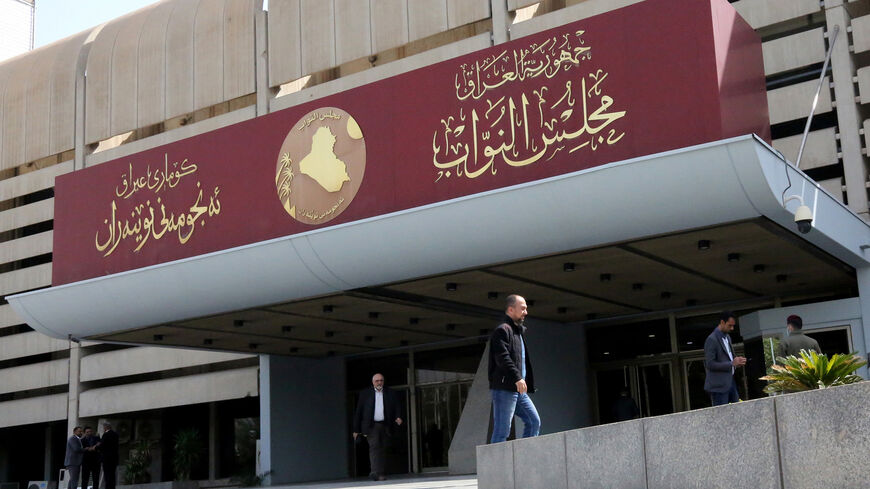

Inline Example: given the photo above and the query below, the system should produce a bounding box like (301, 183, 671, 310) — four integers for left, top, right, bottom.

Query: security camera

(794, 204, 813, 234)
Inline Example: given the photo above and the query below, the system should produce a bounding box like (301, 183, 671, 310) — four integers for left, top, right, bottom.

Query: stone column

(67, 341, 82, 434)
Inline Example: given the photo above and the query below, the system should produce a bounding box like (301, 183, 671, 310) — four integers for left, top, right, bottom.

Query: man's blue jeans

(490, 389, 541, 443)
(710, 377, 740, 406)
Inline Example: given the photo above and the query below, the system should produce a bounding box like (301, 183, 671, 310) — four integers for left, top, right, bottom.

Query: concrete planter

(477, 381, 870, 489)
(118, 481, 199, 489)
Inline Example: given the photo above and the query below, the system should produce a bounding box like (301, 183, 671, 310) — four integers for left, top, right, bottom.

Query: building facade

(1, 0, 869, 485)
(0, 0, 35, 62)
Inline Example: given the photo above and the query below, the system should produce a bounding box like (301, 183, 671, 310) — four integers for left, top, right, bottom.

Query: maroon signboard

(52, 0, 769, 285)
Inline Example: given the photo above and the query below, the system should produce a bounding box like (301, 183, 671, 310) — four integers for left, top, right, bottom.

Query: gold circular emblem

(275, 107, 366, 225)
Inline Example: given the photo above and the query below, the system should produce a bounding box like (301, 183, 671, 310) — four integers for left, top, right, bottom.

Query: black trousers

(65, 465, 80, 489)
(367, 422, 391, 476)
(102, 464, 117, 489)
(82, 462, 101, 489)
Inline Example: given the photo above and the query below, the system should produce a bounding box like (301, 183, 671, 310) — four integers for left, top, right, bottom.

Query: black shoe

(369, 473, 378, 481)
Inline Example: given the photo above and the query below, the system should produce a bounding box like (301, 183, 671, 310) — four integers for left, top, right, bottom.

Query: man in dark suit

(704, 311, 747, 406)
(81, 426, 101, 489)
(64, 426, 84, 489)
(353, 373, 403, 481)
(100, 422, 120, 489)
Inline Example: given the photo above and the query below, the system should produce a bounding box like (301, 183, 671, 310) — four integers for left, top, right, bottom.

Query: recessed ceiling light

(488, 291, 499, 300)
(233, 320, 245, 327)
(282, 325, 293, 333)
(632, 283, 644, 291)
(776, 274, 788, 283)
(697, 240, 711, 250)
(325, 330, 335, 338)
(603, 351, 610, 355)
(660, 291, 672, 299)
(599, 273, 612, 282)
(648, 334, 656, 338)
(364, 336, 373, 342)
(445, 282, 458, 291)
(153, 334, 164, 341)
(753, 264, 765, 273)
(409, 317, 419, 325)
(203, 338, 213, 345)
(686, 341, 693, 345)
(368, 312, 379, 319)
(249, 343, 259, 350)
(400, 340, 409, 346)
(563, 262, 575, 272)
(557, 307, 567, 314)
(322, 305, 334, 313)
(446, 323, 456, 331)
(289, 347, 299, 353)
(727, 253, 740, 262)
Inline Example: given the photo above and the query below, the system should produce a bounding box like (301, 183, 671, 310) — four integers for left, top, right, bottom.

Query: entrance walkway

(275, 474, 477, 489)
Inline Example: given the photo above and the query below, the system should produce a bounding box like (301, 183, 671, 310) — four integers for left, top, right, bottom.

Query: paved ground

(273, 474, 477, 489)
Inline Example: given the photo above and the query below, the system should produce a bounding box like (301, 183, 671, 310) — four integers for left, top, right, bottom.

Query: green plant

(761, 350, 866, 394)
(123, 438, 152, 484)
(173, 427, 204, 481)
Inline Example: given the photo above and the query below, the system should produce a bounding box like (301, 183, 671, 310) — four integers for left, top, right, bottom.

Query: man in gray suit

(779, 315, 821, 357)
(64, 426, 84, 489)
(704, 312, 747, 406)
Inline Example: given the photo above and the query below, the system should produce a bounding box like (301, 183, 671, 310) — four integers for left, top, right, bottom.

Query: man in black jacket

(100, 422, 120, 489)
(81, 426, 101, 489)
(488, 294, 540, 443)
(353, 373, 403, 481)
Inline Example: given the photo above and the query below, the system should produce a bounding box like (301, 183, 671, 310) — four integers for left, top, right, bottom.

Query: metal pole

(795, 25, 839, 169)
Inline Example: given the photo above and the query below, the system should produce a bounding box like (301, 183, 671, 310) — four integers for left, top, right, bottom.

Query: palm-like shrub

(761, 349, 866, 394)
(173, 427, 203, 480)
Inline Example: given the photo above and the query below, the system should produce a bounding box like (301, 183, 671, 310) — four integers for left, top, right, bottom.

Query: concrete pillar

(824, 4, 869, 219)
(255, 2, 270, 116)
(526, 318, 592, 433)
(258, 355, 272, 484)
(857, 267, 870, 363)
(490, 0, 511, 45)
(209, 402, 218, 480)
(67, 342, 82, 433)
(260, 354, 348, 484)
(45, 423, 54, 479)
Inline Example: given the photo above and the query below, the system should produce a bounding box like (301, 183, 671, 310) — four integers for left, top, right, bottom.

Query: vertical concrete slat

(194, 0, 226, 110)
(370, 0, 409, 54)
(408, 0, 448, 42)
(50, 32, 88, 156)
(1, 56, 31, 169)
(300, 0, 336, 75)
(447, 0, 490, 29)
(137, 2, 175, 128)
(266, 0, 302, 88)
(24, 48, 53, 165)
(826, 8, 869, 218)
(85, 21, 125, 145)
(111, 12, 151, 137)
(335, 0, 372, 65)
(166, 0, 199, 119)
(0, 61, 9, 169)
(223, 0, 256, 101)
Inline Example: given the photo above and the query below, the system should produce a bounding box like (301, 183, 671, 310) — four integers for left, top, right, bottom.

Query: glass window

(586, 319, 670, 362)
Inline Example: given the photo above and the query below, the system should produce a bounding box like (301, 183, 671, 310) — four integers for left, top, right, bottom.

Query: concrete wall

(477, 380, 870, 489)
(260, 354, 348, 484)
(526, 319, 591, 434)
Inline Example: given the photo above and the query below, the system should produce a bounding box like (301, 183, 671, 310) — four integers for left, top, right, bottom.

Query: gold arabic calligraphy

(95, 154, 223, 257)
(434, 30, 627, 182)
